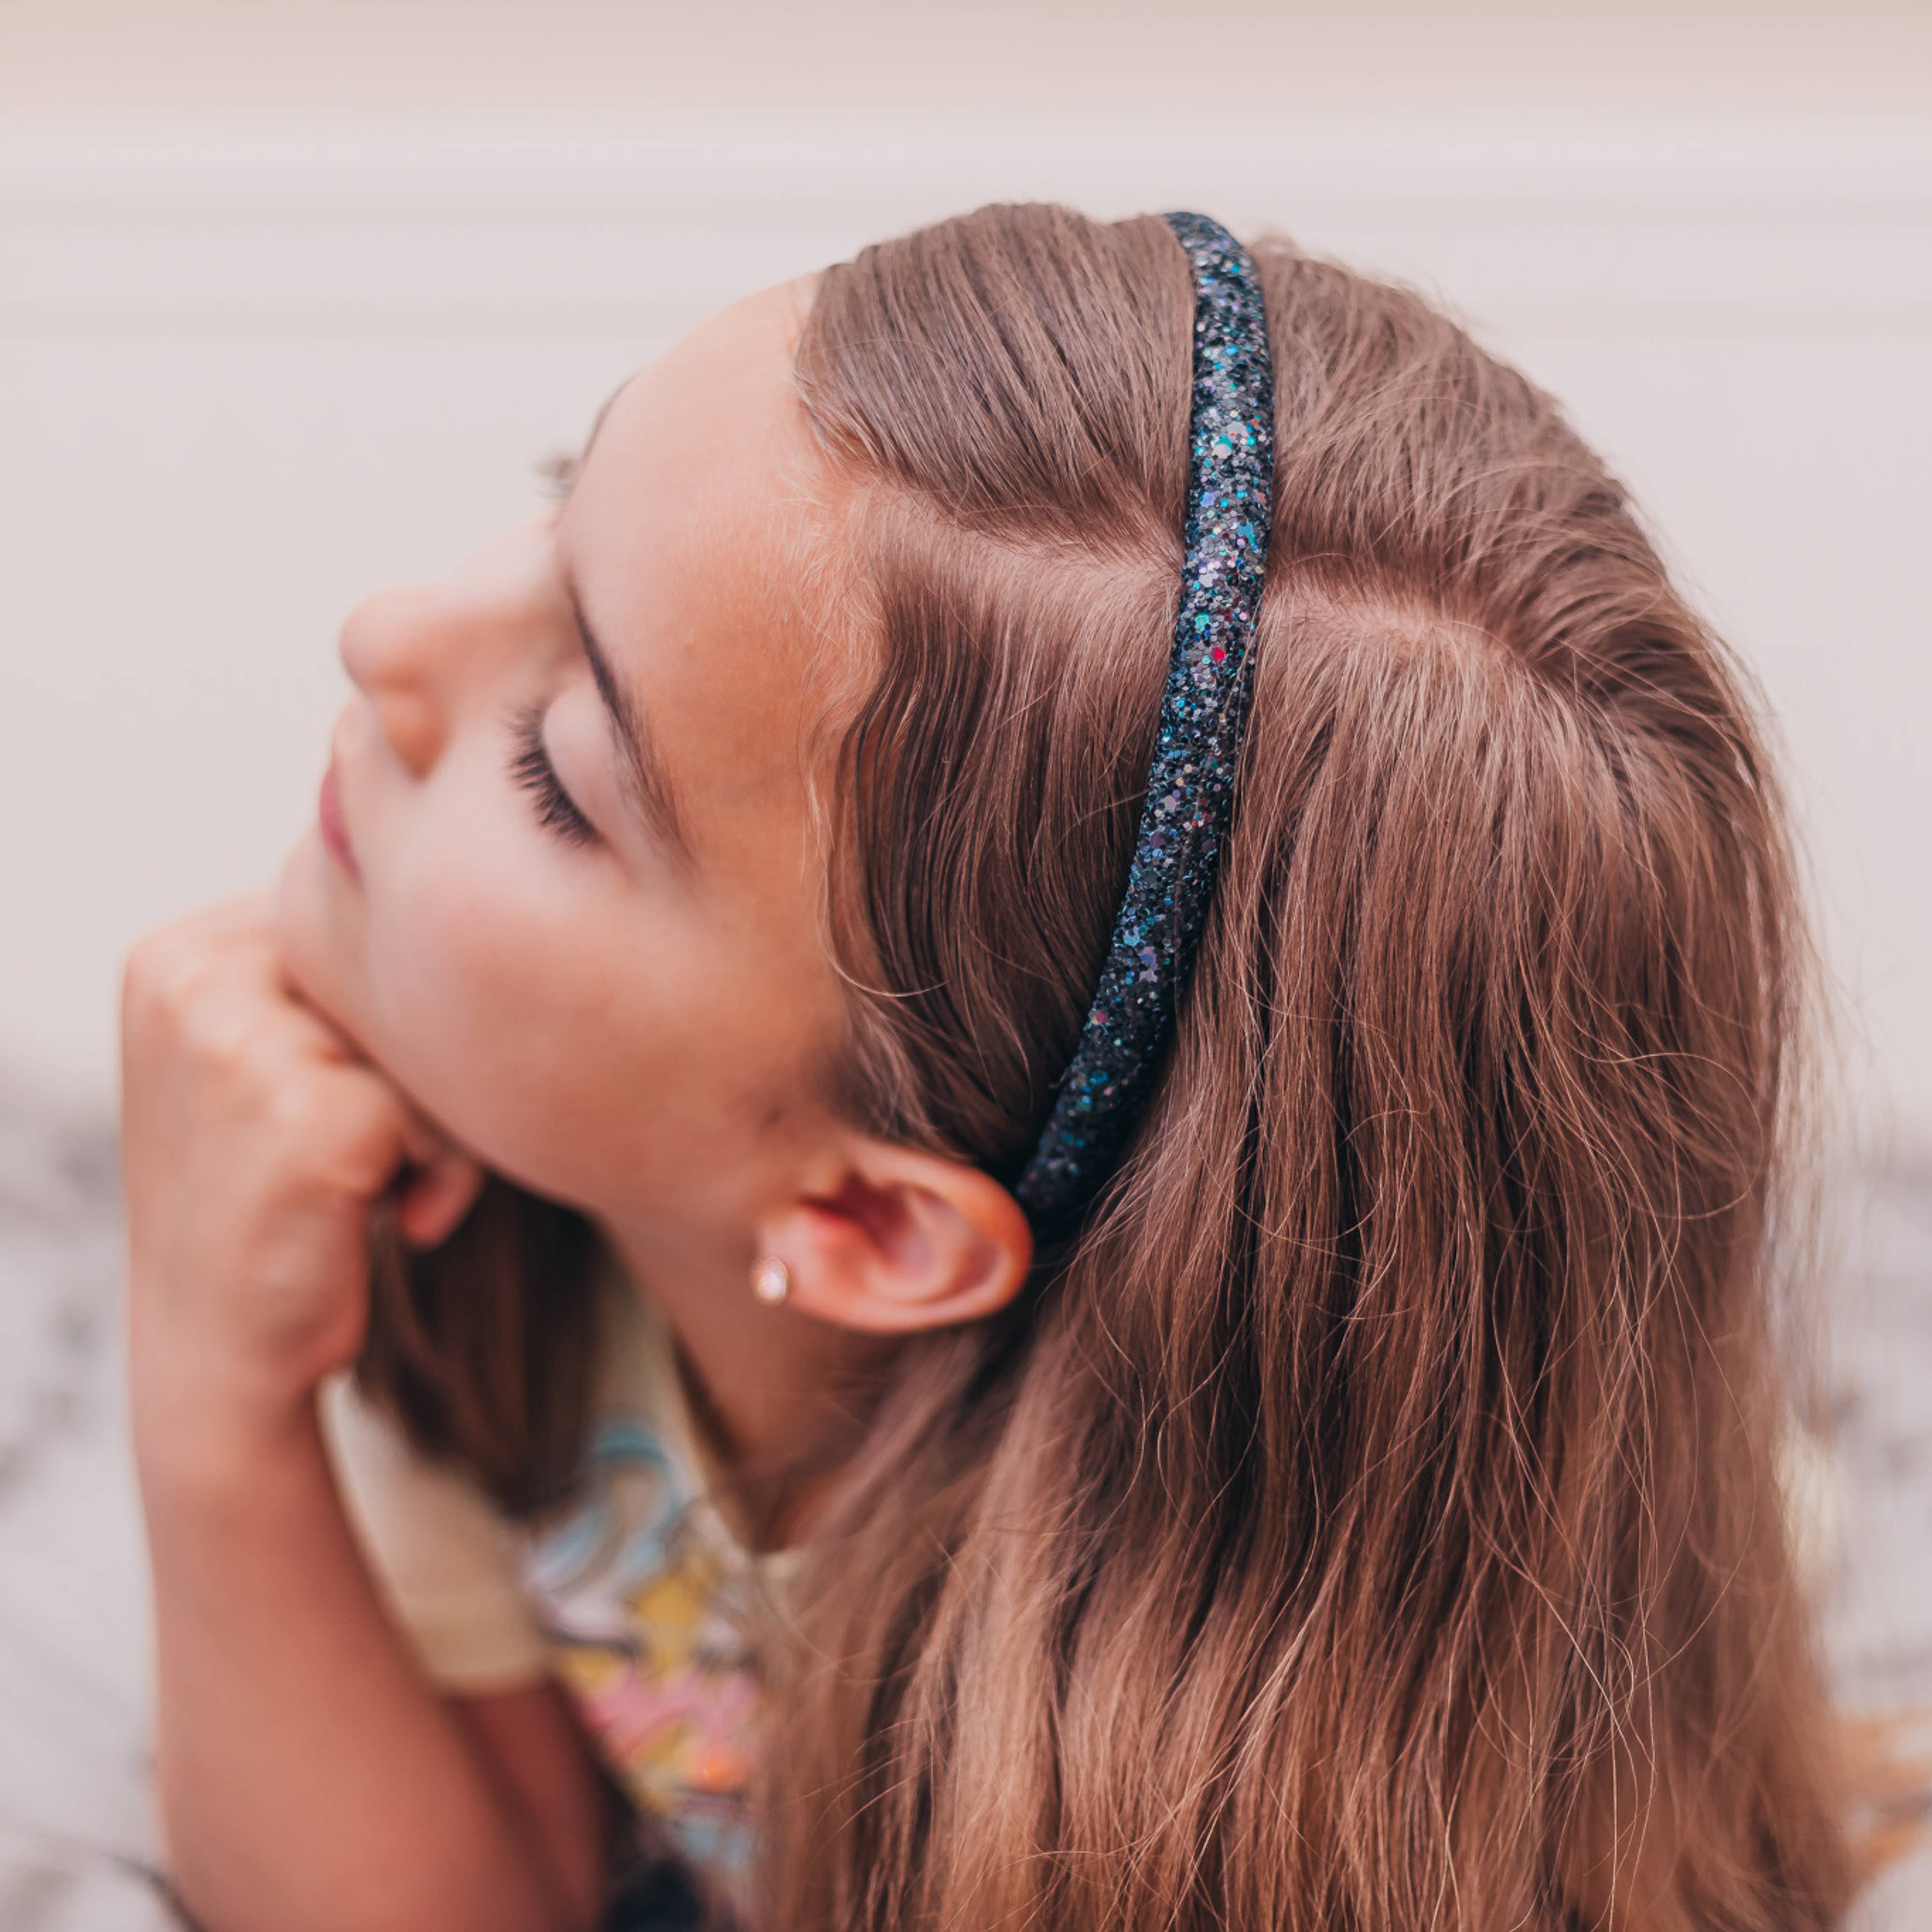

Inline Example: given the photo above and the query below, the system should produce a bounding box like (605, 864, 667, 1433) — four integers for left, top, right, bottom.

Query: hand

(122, 897, 484, 1455)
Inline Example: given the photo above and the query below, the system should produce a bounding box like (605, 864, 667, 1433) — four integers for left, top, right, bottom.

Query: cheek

(359, 819, 752, 1216)
(372, 872, 637, 1188)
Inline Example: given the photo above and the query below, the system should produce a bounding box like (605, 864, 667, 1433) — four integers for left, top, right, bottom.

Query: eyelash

(536, 451, 579, 505)
(508, 705, 596, 846)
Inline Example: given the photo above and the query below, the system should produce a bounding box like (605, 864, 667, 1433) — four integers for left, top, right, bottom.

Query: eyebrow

(565, 573, 691, 867)
(544, 380, 626, 507)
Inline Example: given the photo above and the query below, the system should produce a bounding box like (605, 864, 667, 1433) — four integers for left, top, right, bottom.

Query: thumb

(395, 1142, 488, 1249)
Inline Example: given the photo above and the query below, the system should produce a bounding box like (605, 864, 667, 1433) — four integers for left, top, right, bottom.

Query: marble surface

(0, 1080, 1927, 1930)
(0, 1091, 176, 1930)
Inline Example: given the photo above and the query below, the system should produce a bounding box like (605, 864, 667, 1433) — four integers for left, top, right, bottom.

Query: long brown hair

(367, 204, 1853, 1927)
(767, 206, 1849, 1928)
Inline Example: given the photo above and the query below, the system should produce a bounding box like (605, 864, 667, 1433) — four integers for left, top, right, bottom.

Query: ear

(758, 1140, 1034, 1335)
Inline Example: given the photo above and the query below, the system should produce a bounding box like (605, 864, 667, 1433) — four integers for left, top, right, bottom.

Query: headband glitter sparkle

(1014, 213, 1275, 1233)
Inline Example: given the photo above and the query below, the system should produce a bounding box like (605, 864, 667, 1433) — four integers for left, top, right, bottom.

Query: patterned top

(321, 1273, 770, 1903)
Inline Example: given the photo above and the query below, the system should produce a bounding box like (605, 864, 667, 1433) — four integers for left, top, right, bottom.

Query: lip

(318, 761, 360, 879)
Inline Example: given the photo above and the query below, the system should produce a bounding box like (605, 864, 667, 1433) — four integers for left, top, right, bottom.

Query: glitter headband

(1014, 213, 1275, 1233)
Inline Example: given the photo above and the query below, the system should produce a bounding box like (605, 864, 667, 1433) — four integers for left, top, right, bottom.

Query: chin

(272, 835, 517, 1179)
(274, 830, 374, 1049)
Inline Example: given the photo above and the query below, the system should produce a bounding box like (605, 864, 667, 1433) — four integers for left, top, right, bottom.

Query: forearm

(139, 1393, 584, 1932)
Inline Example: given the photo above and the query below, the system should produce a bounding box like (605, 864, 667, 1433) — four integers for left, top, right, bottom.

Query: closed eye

(508, 704, 596, 846)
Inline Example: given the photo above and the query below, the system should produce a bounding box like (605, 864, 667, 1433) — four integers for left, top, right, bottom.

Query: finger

(384, 1091, 487, 1244)
(178, 893, 281, 949)
(386, 1090, 468, 1175)
(397, 1146, 488, 1249)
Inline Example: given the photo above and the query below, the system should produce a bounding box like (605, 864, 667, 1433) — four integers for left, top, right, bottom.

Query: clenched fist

(121, 897, 483, 1470)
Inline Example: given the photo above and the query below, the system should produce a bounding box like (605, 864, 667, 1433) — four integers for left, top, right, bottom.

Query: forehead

(560, 281, 848, 874)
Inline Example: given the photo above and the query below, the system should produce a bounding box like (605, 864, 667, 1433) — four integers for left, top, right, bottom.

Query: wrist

(131, 1348, 331, 1505)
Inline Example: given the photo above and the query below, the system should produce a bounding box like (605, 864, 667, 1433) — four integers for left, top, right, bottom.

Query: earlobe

(759, 1143, 1033, 1335)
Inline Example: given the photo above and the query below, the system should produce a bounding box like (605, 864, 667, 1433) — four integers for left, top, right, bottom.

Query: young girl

(122, 204, 1853, 1932)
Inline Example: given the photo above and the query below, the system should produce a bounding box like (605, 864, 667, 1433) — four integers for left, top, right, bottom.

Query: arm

(456, 1683, 617, 1923)
(126, 901, 606, 1932)
(141, 1403, 609, 1932)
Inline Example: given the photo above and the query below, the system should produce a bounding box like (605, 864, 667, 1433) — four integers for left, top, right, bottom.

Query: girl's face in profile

(276, 282, 852, 1254)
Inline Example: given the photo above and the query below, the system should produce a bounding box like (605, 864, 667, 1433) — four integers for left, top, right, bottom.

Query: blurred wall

(2, 2, 1929, 1160)
(6, 0, 1932, 116)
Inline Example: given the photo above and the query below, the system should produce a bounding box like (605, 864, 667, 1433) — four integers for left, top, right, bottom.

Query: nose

(339, 523, 555, 778)
(337, 583, 461, 778)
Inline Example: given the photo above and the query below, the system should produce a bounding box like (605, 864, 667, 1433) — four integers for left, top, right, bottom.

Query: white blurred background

(3, 10, 1932, 1925)
(2, 0, 1930, 1158)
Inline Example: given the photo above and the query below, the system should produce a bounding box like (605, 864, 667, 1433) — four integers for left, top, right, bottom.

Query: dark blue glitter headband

(1013, 213, 1275, 1233)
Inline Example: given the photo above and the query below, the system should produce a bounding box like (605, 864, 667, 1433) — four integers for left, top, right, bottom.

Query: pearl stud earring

(750, 1255, 791, 1306)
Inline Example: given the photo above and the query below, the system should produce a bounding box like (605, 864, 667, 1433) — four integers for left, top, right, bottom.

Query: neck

(597, 1211, 894, 1486)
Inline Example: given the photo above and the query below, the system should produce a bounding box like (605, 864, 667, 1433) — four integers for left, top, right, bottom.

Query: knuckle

(267, 1067, 376, 1156)
(264, 1081, 396, 1202)
(124, 932, 215, 1025)
(317, 1079, 395, 1168)
(120, 931, 180, 1023)
(176, 994, 250, 1072)
(264, 1072, 329, 1142)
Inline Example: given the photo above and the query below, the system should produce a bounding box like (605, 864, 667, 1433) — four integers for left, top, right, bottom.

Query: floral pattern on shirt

(521, 1416, 761, 1883)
